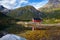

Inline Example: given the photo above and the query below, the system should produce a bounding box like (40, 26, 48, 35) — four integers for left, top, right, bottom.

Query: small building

(32, 18, 42, 31)
(32, 18, 42, 22)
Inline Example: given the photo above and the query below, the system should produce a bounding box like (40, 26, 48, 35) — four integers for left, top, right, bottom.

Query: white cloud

(0, 0, 28, 9)
(20, 0, 28, 3)
(0, 0, 48, 9)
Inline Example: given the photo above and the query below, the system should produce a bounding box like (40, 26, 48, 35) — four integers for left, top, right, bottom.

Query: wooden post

(32, 26, 34, 31)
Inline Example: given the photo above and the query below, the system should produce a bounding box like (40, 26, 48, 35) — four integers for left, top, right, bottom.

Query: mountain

(0, 5, 29, 32)
(39, 0, 60, 11)
(0, 5, 5, 11)
(39, 0, 60, 19)
(7, 6, 44, 20)
(42, 0, 60, 9)
(0, 5, 10, 14)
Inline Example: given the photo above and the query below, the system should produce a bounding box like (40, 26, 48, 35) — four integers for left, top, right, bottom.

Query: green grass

(42, 19, 60, 24)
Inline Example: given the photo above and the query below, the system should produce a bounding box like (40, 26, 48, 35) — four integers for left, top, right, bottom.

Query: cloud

(0, 0, 28, 9)
(0, 0, 48, 9)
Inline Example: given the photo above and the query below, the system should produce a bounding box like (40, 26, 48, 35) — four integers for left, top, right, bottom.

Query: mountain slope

(7, 6, 43, 20)
(0, 5, 10, 14)
(39, 0, 60, 11)
(42, 0, 60, 8)
(0, 12, 10, 30)
(0, 12, 16, 30)
(39, 0, 60, 19)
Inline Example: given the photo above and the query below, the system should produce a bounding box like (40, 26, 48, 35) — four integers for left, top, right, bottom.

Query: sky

(0, 0, 48, 9)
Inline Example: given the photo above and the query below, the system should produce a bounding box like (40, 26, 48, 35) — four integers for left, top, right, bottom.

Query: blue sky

(0, 0, 48, 9)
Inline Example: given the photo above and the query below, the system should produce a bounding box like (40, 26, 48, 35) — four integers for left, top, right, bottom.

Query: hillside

(40, 0, 60, 9)
(0, 12, 16, 31)
(7, 6, 44, 20)
(39, 0, 60, 19)
(0, 5, 30, 33)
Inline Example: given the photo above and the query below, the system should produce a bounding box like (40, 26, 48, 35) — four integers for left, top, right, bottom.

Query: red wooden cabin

(32, 18, 42, 22)
(32, 18, 42, 31)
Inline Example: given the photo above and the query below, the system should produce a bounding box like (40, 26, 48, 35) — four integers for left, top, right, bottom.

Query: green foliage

(39, 8, 60, 23)
(0, 12, 16, 31)
(0, 12, 31, 33)
(42, 19, 60, 24)
(40, 8, 60, 19)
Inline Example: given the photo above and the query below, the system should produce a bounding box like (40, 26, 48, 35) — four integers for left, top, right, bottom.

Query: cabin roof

(32, 18, 42, 20)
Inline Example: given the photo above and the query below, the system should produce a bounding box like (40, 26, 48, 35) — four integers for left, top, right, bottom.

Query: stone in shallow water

(0, 34, 26, 40)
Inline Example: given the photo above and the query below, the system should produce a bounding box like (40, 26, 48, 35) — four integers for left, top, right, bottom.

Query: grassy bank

(19, 30, 60, 40)
(42, 19, 60, 24)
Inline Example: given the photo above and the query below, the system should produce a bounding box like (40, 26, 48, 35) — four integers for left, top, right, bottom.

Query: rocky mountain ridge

(42, 0, 60, 8)
(7, 6, 44, 20)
